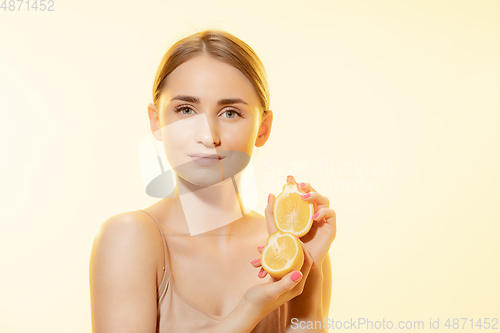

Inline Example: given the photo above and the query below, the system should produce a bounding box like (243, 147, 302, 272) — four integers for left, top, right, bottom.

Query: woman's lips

(188, 155, 225, 166)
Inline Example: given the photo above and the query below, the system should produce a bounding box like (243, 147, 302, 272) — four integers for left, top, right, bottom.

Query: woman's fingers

(254, 246, 267, 277)
(258, 267, 268, 278)
(251, 258, 261, 267)
(291, 177, 333, 226)
(273, 270, 303, 297)
(297, 181, 317, 195)
(301, 239, 314, 268)
(265, 193, 278, 235)
(299, 188, 330, 209)
(297, 184, 336, 231)
(312, 207, 336, 222)
(311, 207, 337, 234)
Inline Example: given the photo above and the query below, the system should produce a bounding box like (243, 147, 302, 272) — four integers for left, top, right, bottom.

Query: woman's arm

(89, 214, 162, 333)
(286, 252, 332, 333)
(321, 253, 332, 318)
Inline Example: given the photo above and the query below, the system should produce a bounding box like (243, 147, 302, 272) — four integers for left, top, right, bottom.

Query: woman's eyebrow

(170, 95, 248, 105)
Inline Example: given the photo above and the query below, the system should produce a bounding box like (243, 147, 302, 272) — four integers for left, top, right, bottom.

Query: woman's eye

(175, 106, 194, 115)
(222, 110, 242, 119)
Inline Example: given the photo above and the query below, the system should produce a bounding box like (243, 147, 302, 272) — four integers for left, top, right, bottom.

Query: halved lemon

(261, 230, 304, 279)
(273, 181, 315, 237)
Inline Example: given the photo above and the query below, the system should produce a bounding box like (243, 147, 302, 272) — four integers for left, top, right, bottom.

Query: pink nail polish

(312, 212, 319, 220)
(251, 258, 260, 264)
(298, 182, 305, 187)
(301, 193, 310, 199)
(290, 271, 302, 282)
(257, 245, 265, 250)
(267, 193, 270, 203)
(258, 269, 264, 277)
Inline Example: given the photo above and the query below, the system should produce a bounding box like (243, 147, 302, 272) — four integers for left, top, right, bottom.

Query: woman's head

(148, 29, 273, 186)
(152, 29, 270, 116)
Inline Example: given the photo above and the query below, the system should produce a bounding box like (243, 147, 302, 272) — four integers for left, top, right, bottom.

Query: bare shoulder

(89, 211, 162, 332)
(90, 210, 165, 287)
(91, 211, 164, 268)
(95, 211, 162, 246)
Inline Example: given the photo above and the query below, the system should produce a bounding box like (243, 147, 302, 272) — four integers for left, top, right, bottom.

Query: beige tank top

(138, 210, 288, 333)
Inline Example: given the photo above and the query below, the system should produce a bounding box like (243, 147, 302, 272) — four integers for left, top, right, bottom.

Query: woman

(89, 29, 337, 332)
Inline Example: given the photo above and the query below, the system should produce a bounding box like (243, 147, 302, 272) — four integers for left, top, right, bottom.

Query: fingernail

(301, 193, 310, 199)
(291, 271, 302, 282)
(312, 212, 319, 220)
(258, 269, 264, 277)
(298, 182, 305, 187)
(267, 193, 270, 203)
(257, 245, 265, 250)
(251, 258, 260, 264)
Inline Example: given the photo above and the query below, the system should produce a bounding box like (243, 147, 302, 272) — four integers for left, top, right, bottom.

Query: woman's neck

(173, 171, 251, 237)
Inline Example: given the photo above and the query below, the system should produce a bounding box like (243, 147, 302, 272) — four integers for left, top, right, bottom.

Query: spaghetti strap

(137, 209, 170, 301)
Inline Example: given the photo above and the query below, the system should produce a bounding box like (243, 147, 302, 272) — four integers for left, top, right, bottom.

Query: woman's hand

(243, 174, 336, 325)
(259, 175, 337, 273)
(243, 240, 314, 322)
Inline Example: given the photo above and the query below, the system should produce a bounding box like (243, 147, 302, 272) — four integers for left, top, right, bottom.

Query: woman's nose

(195, 117, 221, 147)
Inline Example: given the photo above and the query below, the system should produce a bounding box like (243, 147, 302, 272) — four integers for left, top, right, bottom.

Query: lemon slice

(273, 181, 315, 237)
(261, 230, 304, 279)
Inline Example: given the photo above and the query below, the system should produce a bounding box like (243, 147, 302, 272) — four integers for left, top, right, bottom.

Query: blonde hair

(152, 29, 269, 115)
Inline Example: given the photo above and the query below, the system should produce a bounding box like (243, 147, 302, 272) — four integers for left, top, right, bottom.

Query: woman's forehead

(160, 56, 260, 107)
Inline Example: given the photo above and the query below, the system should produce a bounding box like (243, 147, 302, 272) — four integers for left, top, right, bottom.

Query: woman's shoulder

(98, 210, 162, 241)
(93, 210, 165, 270)
(96, 211, 167, 264)
(103, 197, 172, 230)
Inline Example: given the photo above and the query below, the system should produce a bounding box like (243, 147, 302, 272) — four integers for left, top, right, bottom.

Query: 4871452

(444, 318, 498, 330)
(1, 0, 55, 11)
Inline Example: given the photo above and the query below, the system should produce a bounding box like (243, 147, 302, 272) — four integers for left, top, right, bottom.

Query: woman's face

(150, 54, 272, 186)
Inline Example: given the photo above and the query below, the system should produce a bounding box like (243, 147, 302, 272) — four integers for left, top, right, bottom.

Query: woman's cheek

(224, 125, 255, 151)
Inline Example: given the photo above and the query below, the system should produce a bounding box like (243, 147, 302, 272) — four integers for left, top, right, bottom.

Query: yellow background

(1, 0, 498, 332)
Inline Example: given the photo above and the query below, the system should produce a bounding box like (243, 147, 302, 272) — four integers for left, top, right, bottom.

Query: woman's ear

(148, 103, 163, 141)
(255, 110, 273, 147)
